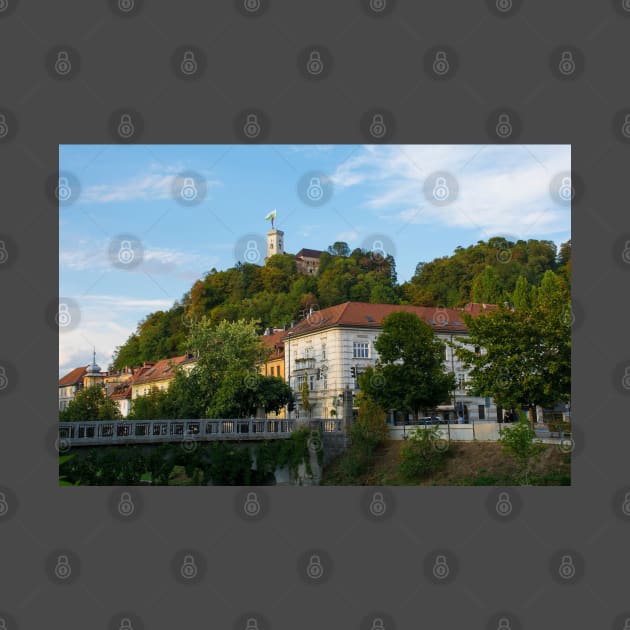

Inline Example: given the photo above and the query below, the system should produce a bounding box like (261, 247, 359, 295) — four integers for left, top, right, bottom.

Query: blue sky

(59, 144, 570, 376)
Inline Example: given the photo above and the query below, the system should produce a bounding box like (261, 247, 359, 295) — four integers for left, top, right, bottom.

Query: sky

(59, 143, 571, 377)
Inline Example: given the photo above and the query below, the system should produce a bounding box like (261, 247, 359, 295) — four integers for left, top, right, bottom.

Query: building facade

(282, 302, 500, 423)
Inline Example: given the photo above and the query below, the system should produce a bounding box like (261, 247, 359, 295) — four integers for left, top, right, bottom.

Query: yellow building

(130, 353, 197, 401)
(260, 329, 287, 418)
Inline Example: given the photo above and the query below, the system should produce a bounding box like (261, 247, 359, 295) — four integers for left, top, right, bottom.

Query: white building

(282, 301, 500, 423)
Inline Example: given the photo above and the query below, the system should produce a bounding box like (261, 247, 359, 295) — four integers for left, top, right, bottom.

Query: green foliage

(402, 237, 562, 307)
(351, 399, 389, 455)
(399, 425, 450, 480)
(359, 312, 455, 419)
(59, 386, 122, 421)
(499, 420, 546, 483)
(455, 270, 570, 412)
(59, 428, 315, 486)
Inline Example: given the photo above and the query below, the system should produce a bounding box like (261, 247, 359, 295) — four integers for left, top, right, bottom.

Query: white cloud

(60, 241, 220, 277)
(58, 294, 177, 377)
(82, 164, 222, 204)
(330, 145, 571, 239)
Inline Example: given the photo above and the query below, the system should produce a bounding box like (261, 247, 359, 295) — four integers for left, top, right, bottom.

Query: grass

(322, 440, 570, 486)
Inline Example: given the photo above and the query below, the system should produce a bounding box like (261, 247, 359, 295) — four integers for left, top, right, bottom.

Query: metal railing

(58, 418, 344, 447)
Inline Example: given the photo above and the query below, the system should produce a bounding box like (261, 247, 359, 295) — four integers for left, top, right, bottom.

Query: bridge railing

(58, 418, 343, 446)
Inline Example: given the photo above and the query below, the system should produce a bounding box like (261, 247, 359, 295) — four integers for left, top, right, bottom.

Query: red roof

(59, 366, 88, 387)
(131, 355, 195, 386)
(295, 248, 323, 259)
(261, 330, 285, 357)
(463, 302, 499, 316)
(281, 302, 477, 339)
(109, 381, 132, 400)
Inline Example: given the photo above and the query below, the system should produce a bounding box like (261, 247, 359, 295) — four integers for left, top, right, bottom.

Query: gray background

(0, 0, 629, 628)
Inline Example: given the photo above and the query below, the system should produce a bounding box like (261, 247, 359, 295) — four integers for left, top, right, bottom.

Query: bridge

(58, 418, 345, 448)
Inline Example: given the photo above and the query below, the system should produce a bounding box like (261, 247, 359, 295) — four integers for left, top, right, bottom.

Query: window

(321, 344, 326, 360)
(353, 342, 369, 359)
(310, 375, 315, 391)
(457, 374, 466, 390)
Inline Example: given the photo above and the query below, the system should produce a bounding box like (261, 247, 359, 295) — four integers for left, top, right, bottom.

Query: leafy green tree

(471, 266, 503, 304)
(327, 241, 350, 257)
(59, 386, 122, 421)
(359, 312, 455, 421)
(455, 270, 570, 427)
(300, 379, 311, 418)
(399, 424, 450, 480)
(499, 419, 546, 484)
(511, 275, 532, 311)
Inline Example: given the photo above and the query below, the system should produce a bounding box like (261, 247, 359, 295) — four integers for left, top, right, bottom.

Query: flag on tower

(265, 209, 277, 229)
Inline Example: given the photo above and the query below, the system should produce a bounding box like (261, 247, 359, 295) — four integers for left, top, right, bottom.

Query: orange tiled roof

(131, 355, 195, 386)
(261, 330, 285, 358)
(109, 381, 132, 400)
(59, 366, 88, 387)
(281, 302, 484, 339)
(463, 302, 499, 316)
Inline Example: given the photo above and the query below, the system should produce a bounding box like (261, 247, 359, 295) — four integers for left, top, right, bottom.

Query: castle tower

(83, 349, 104, 388)
(266, 228, 284, 262)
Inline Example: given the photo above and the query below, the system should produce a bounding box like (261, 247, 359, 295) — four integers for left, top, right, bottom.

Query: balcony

(293, 357, 316, 370)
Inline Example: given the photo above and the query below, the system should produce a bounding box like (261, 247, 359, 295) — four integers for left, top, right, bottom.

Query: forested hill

(110, 237, 571, 370)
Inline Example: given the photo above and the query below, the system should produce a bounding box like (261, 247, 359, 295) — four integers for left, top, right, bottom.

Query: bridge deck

(58, 418, 343, 447)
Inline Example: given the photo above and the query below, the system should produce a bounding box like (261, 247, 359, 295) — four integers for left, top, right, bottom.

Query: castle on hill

(265, 228, 323, 275)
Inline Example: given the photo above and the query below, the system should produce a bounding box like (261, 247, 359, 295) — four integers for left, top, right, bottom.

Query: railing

(58, 418, 344, 447)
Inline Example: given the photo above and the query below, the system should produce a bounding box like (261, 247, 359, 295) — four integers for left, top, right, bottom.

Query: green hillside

(110, 238, 570, 371)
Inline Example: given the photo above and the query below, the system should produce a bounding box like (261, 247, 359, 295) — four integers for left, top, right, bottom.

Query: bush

(399, 425, 450, 480)
(499, 420, 546, 484)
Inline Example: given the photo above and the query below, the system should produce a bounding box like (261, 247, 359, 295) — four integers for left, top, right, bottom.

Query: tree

(327, 241, 350, 257)
(60, 386, 122, 421)
(455, 271, 570, 427)
(499, 419, 546, 484)
(358, 311, 455, 421)
(300, 379, 311, 418)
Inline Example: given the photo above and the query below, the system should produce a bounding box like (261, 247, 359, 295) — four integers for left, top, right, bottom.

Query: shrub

(399, 424, 450, 480)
